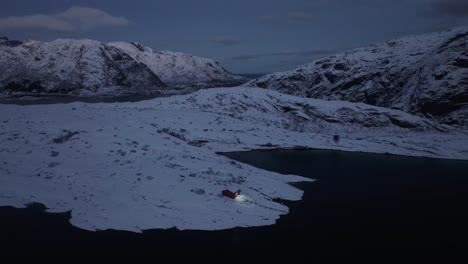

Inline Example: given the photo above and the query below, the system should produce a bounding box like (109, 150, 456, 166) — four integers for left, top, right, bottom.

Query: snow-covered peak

(0, 38, 166, 96)
(109, 41, 243, 85)
(0, 36, 245, 97)
(247, 27, 468, 126)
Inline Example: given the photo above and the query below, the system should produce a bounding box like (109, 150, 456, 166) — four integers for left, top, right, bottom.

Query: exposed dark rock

(0, 40, 23, 47)
(52, 131, 80, 144)
(388, 116, 418, 128)
(4, 80, 46, 93)
(438, 32, 468, 52)
(130, 42, 146, 52)
(324, 72, 339, 84)
(454, 58, 468, 68)
(334, 63, 348, 71)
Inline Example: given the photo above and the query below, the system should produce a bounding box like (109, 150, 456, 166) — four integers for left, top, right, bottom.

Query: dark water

(1, 149, 468, 257)
(0, 94, 168, 105)
(0, 81, 247, 106)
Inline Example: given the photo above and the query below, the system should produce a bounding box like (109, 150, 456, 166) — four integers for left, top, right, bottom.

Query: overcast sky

(1, 0, 468, 73)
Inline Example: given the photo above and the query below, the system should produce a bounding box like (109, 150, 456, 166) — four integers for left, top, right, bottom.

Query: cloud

(0, 6, 130, 32)
(232, 49, 345, 61)
(57, 6, 130, 30)
(431, 0, 468, 17)
(0, 15, 75, 32)
(212, 35, 241, 46)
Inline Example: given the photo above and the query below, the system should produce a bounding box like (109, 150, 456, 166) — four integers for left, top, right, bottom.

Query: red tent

(222, 189, 240, 199)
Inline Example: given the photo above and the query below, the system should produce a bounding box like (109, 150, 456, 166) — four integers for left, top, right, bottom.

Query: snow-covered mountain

(247, 27, 468, 126)
(109, 41, 243, 85)
(0, 38, 166, 96)
(0, 37, 243, 97)
(1, 87, 466, 232)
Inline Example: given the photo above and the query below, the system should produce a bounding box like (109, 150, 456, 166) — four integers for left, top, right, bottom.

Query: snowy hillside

(109, 42, 243, 85)
(247, 27, 468, 126)
(0, 38, 166, 96)
(0, 37, 243, 97)
(1, 87, 467, 232)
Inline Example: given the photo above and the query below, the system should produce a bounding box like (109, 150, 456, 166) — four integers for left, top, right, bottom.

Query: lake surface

(1, 149, 468, 257)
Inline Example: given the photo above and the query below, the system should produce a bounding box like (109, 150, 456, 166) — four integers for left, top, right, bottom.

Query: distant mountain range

(247, 27, 468, 127)
(0, 37, 243, 97)
(1, 27, 467, 127)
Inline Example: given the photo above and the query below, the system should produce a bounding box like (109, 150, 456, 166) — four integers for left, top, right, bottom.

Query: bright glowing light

(235, 194, 247, 202)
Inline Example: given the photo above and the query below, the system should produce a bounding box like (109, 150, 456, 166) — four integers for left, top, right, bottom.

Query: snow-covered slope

(1, 87, 467, 232)
(0, 38, 166, 96)
(109, 41, 243, 85)
(0, 37, 244, 97)
(248, 27, 468, 126)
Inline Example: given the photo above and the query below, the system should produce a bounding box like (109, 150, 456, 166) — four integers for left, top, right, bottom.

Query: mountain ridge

(109, 41, 242, 85)
(247, 27, 468, 126)
(0, 37, 242, 97)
